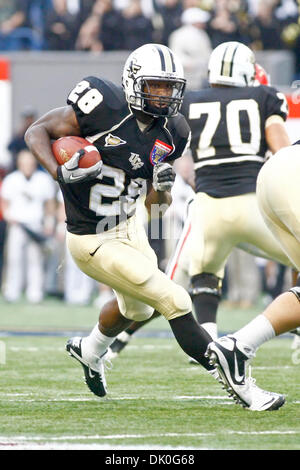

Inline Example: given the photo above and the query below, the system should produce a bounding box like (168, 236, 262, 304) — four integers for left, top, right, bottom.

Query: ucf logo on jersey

(129, 153, 144, 170)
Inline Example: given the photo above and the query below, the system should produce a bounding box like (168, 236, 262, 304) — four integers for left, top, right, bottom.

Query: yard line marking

(1, 393, 299, 405)
(0, 434, 214, 441)
(254, 366, 294, 370)
(0, 393, 33, 397)
(0, 430, 299, 444)
(174, 395, 230, 400)
(9, 347, 63, 352)
(0, 443, 203, 450)
(227, 431, 298, 435)
(0, 395, 231, 402)
(6, 345, 176, 352)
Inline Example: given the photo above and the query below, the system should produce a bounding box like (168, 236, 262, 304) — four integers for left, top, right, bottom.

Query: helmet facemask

(134, 76, 186, 117)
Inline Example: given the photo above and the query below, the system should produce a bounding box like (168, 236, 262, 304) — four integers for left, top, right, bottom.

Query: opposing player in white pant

(206, 144, 300, 408)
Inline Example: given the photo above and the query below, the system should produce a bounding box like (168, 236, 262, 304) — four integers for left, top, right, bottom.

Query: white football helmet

(208, 41, 256, 87)
(122, 43, 186, 118)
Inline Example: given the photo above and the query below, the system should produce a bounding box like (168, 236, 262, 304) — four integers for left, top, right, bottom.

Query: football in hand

(52, 136, 101, 168)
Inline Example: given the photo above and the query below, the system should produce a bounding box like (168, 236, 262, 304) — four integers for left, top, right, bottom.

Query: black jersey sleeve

(67, 76, 126, 137)
(262, 85, 289, 121)
(165, 113, 191, 163)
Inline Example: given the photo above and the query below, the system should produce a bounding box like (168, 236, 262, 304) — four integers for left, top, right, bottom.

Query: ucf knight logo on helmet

(127, 60, 141, 79)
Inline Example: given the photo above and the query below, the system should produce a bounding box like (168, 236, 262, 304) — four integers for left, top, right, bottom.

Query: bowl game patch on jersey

(150, 139, 173, 165)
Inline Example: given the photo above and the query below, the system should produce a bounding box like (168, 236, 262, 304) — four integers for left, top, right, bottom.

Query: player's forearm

(25, 106, 80, 181)
(145, 187, 172, 216)
(265, 121, 290, 154)
(25, 124, 59, 180)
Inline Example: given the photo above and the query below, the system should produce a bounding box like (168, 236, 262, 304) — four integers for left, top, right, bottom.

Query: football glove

(56, 149, 103, 184)
(152, 162, 175, 192)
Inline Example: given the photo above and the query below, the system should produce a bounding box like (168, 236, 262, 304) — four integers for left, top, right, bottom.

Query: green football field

(0, 295, 299, 451)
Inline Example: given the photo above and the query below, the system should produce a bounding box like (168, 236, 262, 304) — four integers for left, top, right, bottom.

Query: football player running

(206, 143, 300, 407)
(24, 43, 285, 411)
(25, 43, 218, 402)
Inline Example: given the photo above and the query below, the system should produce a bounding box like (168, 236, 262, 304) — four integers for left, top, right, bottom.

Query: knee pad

(116, 291, 155, 321)
(289, 287, 300, 303)
(158, 283, 192, 321)
(122, 305, 154, 322)
(153, 281, 192, 320)
(189, 273, 222, 299)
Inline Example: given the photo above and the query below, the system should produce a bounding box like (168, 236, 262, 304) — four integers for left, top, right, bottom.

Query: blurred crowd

(1, 0, 300, 84)
(1, 0, 300, 64)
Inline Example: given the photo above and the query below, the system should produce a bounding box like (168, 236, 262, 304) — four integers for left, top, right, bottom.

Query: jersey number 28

(68, 80, 103, 114)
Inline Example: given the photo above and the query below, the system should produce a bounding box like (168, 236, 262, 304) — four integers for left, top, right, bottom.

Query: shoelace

(103, 356, 113, 371)
(246, 366, 276, 397)
(89, 352, 113, 373)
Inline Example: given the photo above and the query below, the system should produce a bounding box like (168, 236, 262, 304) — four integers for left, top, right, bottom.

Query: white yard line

(1, 393, 299, 405)
(0, 442, 203, 450)
(7, 344, 175, 352)
(0, 429, 299, 446)
(0, 394, 231, 402)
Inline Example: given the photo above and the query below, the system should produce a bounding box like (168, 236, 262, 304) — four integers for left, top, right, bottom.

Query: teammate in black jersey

(25, 43, 219, 401)
(178, 41, 294, 343)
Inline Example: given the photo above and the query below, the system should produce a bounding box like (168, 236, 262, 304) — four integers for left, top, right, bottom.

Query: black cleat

(206, 336, 285, 411)
(66, 337, 107, 397)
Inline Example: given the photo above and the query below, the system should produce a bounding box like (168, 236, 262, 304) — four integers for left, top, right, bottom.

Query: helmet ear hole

(122, 44, 186, 117)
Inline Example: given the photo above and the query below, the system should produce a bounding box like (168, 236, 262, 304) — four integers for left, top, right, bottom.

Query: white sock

(81, 324, 115, 366)
(117, 331, 132, 343)
(201, 322, 218, 341)
(233, 314, 275, 352)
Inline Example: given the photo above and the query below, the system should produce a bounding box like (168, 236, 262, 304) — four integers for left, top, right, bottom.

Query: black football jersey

(181, 85, 288, 197)
(59, 76, 190, 235)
